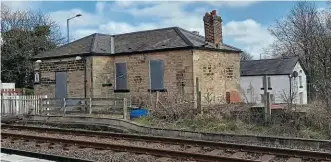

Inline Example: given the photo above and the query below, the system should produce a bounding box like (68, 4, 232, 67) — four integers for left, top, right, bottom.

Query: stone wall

(34, 57, 92, 98)
(34, 49, 240, 106)
(192, 49, 240, 104)
(91, 50, 194, 106)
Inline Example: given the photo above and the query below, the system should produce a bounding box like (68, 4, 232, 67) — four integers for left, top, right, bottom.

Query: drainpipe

(84, 58, 87, 99)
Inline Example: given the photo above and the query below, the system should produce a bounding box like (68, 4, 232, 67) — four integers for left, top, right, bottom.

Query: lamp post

(67, 14, 82, 44)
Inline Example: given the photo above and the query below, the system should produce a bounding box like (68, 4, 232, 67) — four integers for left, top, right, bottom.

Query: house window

(267, 77, 272, 89)
(149, 60, 165, 91)
(299, 76, 303, 88)
(115, 62, 128, 91)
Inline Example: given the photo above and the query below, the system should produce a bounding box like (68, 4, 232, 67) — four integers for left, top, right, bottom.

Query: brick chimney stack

(203, 10, 223, 47)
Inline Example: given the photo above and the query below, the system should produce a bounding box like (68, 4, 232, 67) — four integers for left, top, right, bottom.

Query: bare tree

(240, 51, 253, 61)
(1, 4, 65, 89)
(265, 1, 331, 111)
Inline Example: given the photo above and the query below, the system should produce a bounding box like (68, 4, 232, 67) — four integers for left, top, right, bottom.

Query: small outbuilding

(240, 57, 307, 104)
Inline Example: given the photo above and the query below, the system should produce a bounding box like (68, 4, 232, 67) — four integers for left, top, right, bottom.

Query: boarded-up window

(150, 60, 164, 90)
(115, 63, 127, 90)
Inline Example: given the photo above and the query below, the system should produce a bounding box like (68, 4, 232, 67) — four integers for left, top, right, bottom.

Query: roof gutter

(31, 46, 241, 61)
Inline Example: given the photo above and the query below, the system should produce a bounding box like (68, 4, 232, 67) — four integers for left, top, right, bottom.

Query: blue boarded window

(150, 60, 164, 90)
(115, 63, 127, 90)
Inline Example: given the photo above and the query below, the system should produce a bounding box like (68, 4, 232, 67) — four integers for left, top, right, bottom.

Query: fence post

(63, 98, 67, 115)
(196, 77, 202, 114)
(9, 95, 12, 115)
(155, 91, 159, 110)
(266, 92, 271, 122)
(123, 98, 128, 120)
(38, 98, 41, 115)
(89, 98, 92, 115)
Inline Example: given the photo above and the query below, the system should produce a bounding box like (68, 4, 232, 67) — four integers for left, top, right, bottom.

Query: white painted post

(89, 98, 92, 114)
(45, 95, 49, 115)
(123, 98, 128, 120)
(63, 98, 66, 115)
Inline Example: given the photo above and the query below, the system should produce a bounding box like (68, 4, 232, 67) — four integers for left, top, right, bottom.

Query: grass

(134, 115, 329, 139)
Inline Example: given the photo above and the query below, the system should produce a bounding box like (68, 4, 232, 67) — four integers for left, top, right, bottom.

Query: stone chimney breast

(203, 10, 223, 47)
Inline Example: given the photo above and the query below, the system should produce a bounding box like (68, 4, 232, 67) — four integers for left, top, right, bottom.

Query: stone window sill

(102, 83, 112, 87)
(114, 89, 130, 93)
(260, 88, 273, 90)
(148, 89, 167, 92)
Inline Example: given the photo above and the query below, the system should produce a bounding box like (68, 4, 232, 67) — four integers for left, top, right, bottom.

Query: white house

(240, 57, 307, 105)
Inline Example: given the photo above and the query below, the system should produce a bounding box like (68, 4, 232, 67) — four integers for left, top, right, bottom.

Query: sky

(2, 1, 328, 59)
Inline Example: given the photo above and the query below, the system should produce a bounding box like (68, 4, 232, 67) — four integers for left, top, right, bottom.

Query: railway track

(1, 124, 331, 162)
(1, 147, 93, 162)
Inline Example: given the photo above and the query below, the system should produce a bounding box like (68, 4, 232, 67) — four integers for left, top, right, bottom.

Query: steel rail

(2, 124, 331, 160)
(1, 132, 257, 162)
(1, 147, 93, 162)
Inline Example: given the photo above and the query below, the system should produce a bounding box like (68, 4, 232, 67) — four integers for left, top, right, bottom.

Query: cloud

(48, 1, 272, 57)
(204, 1, 258, 7)
(128, 2, 186, 18)
(223, 19, 275, 58)
(99, 21, 157, 34)
(1, 1, 41, 11)
(49, 8, 106, 28)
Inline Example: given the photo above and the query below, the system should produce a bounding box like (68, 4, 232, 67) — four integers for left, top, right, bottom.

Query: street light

(67, 14, 82, 44)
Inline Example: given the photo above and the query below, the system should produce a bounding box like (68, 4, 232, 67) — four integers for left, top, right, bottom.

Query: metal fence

(0, 95, 47, 115)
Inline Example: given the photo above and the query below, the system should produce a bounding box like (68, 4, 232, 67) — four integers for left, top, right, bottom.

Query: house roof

(240, 57, 299, 76)
(33, 27, 242, 59)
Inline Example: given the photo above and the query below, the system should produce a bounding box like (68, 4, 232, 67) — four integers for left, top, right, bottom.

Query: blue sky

(3, 1, 328, 59)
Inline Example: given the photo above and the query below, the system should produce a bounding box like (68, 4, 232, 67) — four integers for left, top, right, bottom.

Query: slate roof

(240, 57, 299, 76)
(34, 27, 242, 59)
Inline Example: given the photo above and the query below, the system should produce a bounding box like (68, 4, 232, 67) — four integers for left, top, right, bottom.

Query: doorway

(55, 72, 67, 99)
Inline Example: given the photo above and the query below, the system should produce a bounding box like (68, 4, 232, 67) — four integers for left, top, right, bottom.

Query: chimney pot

(211, 10, 217, 16)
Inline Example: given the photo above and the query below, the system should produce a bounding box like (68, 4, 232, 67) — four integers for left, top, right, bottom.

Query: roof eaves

(240, 73, 291, 77)
(31, 52, 93, 61)
(223, 43, 242, 52)
(31, 46, 195, 60)
(195, 47, 242, 53)
(174, 27, 194, 47)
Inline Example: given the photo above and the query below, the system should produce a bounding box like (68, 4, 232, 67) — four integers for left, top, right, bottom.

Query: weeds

(134, 101, 331, 140)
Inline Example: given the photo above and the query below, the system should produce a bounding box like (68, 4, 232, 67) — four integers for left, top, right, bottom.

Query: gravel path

(2, 129, 192, 152)
(1, 138, 189, 162)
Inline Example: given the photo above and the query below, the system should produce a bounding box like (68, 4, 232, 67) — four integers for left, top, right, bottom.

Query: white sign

(34, 72, 40, 83)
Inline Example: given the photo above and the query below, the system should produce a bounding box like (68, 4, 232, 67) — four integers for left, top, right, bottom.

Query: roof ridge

(90, 33, 98, 53)
(177, 27, 205, 39)
(240, 57, 298, 62)
(174, 27, 194, 47)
